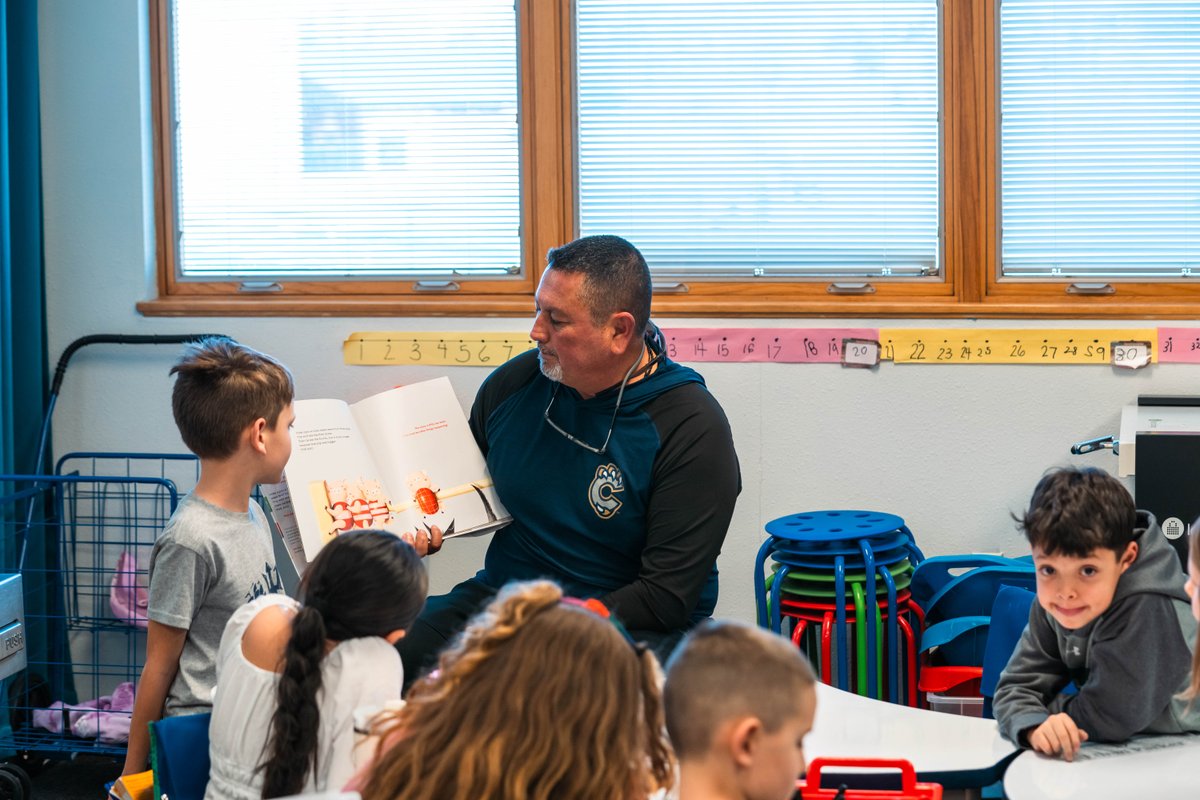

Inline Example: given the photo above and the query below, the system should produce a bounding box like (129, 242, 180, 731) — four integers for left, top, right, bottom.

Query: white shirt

(204, 595, 403, 800)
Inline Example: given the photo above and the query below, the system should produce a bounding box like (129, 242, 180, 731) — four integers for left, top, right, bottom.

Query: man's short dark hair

(170, 337, 294, 459)
(545, 235, 652, 335)
(1018, 466, 1137, 557)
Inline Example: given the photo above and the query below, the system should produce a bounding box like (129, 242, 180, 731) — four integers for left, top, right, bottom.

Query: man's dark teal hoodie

(468, 335, 740, 633)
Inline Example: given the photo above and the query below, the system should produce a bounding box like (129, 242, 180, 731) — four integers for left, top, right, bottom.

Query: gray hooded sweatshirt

(993, 511, 1200, 745)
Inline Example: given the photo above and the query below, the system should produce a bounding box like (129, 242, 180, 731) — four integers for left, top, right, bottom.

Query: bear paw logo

(589, 463, 625, 520)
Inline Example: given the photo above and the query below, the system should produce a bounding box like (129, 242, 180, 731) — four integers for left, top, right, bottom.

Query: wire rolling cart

(0, 334, 221, 798)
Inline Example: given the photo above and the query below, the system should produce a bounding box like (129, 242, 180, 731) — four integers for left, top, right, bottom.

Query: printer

(1074, 395, 1200, 567)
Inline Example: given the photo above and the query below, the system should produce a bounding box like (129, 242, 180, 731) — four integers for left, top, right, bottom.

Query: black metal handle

(50, 334, 227, 395)
(1070, 435, 1117, 456)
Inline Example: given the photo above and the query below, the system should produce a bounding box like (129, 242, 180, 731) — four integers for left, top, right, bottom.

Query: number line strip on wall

(344, 328, 1191, 367)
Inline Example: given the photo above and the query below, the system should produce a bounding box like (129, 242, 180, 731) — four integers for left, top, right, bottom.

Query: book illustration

(262, 377, 511, 574)
(322, 478, 356, 534)
(408, 470, 440, 515)
(309, 472, 501, 542)
(384, 470, 503, 538)
(363, 477, 392, 527)
(311, 476, 396, 541)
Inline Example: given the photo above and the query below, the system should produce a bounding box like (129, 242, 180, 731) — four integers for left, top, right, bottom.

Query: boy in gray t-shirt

(148, 494, 281, 715)
(123, 338, 295, 776)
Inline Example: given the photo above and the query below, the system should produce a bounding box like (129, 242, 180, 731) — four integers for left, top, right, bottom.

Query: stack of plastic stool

(756, 510, 925, 704)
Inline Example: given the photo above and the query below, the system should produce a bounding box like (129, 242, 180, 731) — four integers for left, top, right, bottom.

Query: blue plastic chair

(910, 554, 1030, 613)
(150, 711, 211, 800)
(917, 565, 1035, 668)
(980, 585, 1036, 718)
(919, 614, 990, 661)
(913, 559, 1035, 623)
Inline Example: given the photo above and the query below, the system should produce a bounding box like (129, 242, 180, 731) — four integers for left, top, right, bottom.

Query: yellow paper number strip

(881, 328, 1157, 365)
(344, 332, 534, 366)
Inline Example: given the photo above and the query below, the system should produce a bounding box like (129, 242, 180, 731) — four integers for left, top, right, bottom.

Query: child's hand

(1029, 713, 1089, 761)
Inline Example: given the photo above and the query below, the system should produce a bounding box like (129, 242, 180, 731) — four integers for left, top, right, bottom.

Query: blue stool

(757, 510, 924, 702)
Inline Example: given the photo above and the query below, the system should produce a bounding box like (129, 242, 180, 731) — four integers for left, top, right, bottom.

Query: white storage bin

(926, 691, 984, 717)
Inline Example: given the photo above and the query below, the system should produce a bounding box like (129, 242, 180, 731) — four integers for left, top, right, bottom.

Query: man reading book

(398, 234, 741, 685)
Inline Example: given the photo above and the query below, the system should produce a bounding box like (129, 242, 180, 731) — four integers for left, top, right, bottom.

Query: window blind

(170, 0, 520, 279)
(576, 0, 940, 279)
(1000, 0, 1200, 279)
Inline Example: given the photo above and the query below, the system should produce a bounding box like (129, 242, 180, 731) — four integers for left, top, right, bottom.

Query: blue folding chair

(150, 711, 211, 800)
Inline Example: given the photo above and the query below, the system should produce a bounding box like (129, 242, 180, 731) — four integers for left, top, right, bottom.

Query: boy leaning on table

(993, 466, 1200, 761)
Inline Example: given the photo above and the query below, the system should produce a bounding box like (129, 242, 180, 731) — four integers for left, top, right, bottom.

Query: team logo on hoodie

(589, 463, 625, 519)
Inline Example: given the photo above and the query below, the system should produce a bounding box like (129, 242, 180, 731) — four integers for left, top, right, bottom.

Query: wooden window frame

(138, 0, 1198, 319)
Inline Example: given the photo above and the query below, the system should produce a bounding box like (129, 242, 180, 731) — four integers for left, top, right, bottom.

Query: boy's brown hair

(664, 620, 816, 760)
(169, 337, 294, 459)
(1018, 466, 1137, 558)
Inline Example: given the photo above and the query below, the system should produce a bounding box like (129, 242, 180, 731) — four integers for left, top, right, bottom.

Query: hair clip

(562, 596, 611, 618)
(562, 596, 641, 652)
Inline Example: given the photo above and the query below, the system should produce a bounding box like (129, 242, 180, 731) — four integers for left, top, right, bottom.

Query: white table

(1003, 735, 1200, 800)
(805, 683, 1018, 792)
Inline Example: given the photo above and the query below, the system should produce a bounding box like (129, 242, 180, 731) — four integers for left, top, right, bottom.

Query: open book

(261, 377, 509, 574)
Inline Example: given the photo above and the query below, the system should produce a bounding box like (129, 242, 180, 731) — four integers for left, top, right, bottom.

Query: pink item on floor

(32, 681, 136, 743)
(110, 550, 149, 629)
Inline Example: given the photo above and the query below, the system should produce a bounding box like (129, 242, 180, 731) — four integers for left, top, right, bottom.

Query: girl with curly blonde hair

(356, 580, 674, 800)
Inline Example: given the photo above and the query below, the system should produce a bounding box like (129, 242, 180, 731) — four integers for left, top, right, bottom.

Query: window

(577, 1, 940, 280)
(999, 0, 1200, 280)
(143, 0, 1200, 318)
(148, 0, 566, 315)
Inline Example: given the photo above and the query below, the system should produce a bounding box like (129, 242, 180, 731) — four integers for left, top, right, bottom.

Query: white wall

(36, 0, 1195, 625)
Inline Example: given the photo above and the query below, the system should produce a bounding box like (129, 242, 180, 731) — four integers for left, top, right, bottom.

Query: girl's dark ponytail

(258, 531, 427, 797)
(261, 605, 327, 798)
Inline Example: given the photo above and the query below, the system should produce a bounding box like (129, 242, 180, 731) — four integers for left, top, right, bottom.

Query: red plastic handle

(803, 757, 917, 790)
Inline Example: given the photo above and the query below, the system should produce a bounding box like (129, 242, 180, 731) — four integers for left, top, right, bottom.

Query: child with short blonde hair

(664, 620, 816, 800)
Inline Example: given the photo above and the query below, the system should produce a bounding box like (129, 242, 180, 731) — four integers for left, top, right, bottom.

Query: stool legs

(754, 537, 774, 628)
(898, 613, 918, 707)
(835, 555, 849, 690)
(860, 540, 879, 700)
(880, 564, 900, 703)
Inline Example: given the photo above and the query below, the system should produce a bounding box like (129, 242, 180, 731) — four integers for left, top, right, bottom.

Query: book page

(258, 481, 310, 577)
(271, 399, 390, 560)
(349, 377, 510, 539)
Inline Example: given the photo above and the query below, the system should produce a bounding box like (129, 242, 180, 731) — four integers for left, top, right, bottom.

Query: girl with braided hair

(353, 580, 675, 800)
(204, 530, 427, 799)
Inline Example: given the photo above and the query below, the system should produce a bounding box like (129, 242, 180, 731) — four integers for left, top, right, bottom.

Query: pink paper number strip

(1157, 329, 1200, 364)
(660, 328, 880, 364)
